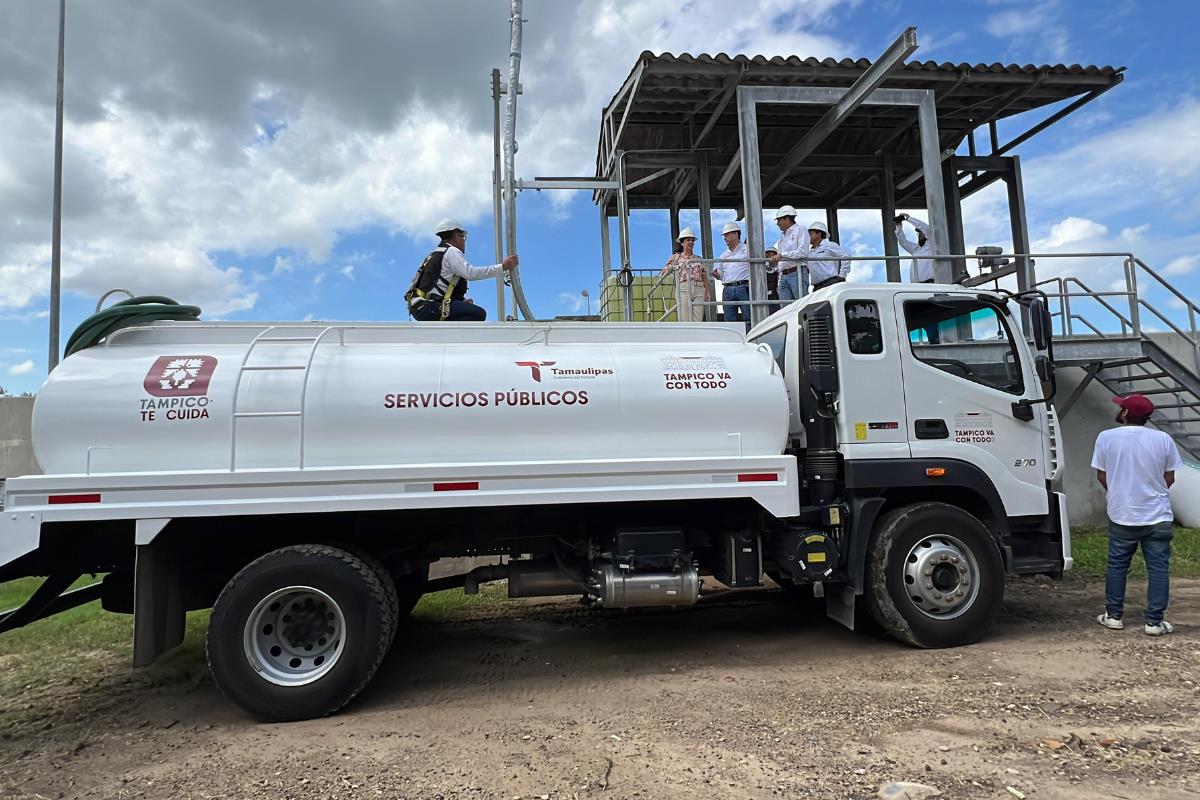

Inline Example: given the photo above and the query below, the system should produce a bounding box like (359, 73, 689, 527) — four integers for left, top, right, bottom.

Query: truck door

(892, 293, 1049, 517)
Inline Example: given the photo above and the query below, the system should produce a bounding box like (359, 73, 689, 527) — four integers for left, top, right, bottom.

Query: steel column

(1005, 155, 1033, 331)
(669, 204, 681, 244)
(697, 153, 715, 321)
(916, 92, 952, 283)
(942, 155, 966, 281)
(880, 154, 901, 282)
(736, 87, 767, 326)
(826, 208, 840, 243)
(599, 207, 612, 276)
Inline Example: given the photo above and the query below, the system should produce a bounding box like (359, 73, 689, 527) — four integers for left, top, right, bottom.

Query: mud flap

(132, 520, 183, 667)
(825, 583, 856, 630)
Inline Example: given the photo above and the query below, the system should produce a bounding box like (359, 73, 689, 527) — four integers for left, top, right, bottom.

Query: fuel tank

(33, 322, 789, 475)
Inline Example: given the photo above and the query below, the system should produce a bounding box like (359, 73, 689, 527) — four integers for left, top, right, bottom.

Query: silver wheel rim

(902, 534, 980, 620)
(243, 586, 346, 687)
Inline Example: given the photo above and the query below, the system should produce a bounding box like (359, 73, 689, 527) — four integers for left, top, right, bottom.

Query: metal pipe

(503, 0, 535, 320)
(48, 0, 66, 372)
(490, 69, 506, 322)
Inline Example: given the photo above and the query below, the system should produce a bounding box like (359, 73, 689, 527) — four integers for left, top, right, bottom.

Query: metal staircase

(1040, 256, 1200, 459)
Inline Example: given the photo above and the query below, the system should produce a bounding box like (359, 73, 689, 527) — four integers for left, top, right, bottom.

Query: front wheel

(206, 545, 396, 721)
(866, 502, 1004, 648)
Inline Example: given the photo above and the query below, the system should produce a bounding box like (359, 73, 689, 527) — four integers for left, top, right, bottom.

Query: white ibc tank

(1170, 459, 1200, 529)
(33, 322, 789, 475)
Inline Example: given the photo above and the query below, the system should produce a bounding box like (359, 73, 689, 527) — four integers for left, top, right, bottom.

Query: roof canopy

(596, 52, 1124, 211)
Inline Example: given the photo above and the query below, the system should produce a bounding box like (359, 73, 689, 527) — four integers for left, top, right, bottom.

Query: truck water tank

(32, 322, 790, 475)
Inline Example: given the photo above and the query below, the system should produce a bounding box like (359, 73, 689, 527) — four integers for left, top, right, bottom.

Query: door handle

(915, 419, 949, 439)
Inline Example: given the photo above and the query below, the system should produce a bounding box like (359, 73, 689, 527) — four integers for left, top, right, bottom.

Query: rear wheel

(866, 502, 1004, 648)
(206, 545, 396, 722)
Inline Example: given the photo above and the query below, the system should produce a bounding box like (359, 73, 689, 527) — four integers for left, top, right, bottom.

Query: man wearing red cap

(1091, 394, 1183, 635)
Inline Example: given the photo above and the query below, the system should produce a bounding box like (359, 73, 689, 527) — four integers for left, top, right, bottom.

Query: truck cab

(750, 282, 1068, 645)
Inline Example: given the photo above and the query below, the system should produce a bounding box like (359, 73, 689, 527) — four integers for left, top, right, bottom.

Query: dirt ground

(2, 576, 1198, 800)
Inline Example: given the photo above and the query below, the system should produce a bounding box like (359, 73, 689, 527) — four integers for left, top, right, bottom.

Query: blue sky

(1, 0, 1198, 394)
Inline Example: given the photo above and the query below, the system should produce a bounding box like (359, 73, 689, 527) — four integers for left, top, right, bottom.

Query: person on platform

(661, 228, 710, 322)
(406, 219, 517, 321)
(713, 222, 750, 325)
(768, 205, 807, 302)
(895, 213, 934, 284)
(806, 220, 850, 291)
(1093, 394, 1183, 636)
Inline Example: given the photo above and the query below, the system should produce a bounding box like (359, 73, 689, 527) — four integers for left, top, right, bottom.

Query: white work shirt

(1091, 425, 1184, 525)
(808, 239, 849, 284)
(713, 241, 749, 283)
(897, 216, 934, 282)
(442, 245, 505, 282)
(775, 223, 808, 271)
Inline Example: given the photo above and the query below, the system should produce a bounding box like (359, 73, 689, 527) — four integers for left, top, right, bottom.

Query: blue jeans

(777, 270, 800, 303)
(1105, 520, 1173, 624)
(722, 283, 749, 325)
(411, 299, 487, 321)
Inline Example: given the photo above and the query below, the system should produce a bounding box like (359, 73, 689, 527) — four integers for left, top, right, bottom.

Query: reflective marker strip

(737, 473, 778, 483)
(48, 493, 102, 504)
(433, 482, 479, 492)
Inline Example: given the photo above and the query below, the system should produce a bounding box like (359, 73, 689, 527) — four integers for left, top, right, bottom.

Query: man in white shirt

(1091, 394, 1183, 635)
(805, 221, 849, 290)
(895, 213, 934, 283)
(768, 205, 808, 302)
(407, 219, 518, 321)
(713, 222, 750, 325)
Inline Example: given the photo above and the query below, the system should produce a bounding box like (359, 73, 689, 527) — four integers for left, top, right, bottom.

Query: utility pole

(48, 0, 66, 371)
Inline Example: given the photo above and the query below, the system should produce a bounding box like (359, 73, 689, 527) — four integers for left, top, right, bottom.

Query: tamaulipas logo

(514, 361, 614, 382)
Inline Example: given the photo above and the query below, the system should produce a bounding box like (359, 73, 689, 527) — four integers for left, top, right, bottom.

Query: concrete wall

(0, 396, 38, 479)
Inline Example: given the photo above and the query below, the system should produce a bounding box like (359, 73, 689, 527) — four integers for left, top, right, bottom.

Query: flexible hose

(64, 295, 202, 358)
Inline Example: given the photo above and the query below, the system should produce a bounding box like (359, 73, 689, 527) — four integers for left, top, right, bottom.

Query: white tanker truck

(0, 283, 1068, 721)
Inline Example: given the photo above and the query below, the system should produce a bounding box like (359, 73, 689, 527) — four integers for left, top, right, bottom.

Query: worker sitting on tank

(806, 220, 850, 291)
(406, 219, 518, 321)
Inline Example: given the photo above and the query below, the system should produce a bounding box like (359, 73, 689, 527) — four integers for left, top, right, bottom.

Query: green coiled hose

(64, 296, 202, 358)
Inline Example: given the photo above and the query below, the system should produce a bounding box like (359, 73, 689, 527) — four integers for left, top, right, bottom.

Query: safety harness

(405, 243, 467, 320)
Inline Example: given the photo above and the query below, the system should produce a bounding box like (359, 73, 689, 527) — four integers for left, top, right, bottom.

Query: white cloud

(1164, 256, 1199, 277)
(984, 1, 1069, 61)
(1120, 224, 1150, 244)
(339, 265, 356, 280)
(557, 291, 587, 313)
(1038, 217, 1108, 248)
(8, 360, 34, 375)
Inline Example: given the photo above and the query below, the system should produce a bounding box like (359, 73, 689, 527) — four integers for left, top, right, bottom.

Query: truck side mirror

(1029, 298, 1052, 351)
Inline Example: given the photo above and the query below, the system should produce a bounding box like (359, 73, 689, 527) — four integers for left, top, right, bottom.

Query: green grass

(1070, 525, 1200, 579)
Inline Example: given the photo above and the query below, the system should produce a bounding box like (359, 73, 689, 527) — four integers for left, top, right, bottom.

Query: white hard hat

(773, 205, 797, 220)
(435, 218, 464, 235)
(677, 227, 697, 242)
(764, 244, 778, 254)
(807, 220, 829, 235)
(721, 221, 741, 235)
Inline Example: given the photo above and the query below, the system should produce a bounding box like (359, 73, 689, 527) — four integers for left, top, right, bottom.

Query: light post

(48, 0, 66, 371)
(580, 289, 590, 317)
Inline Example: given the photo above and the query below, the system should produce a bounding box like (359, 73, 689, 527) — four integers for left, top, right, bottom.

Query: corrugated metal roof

(596, 51, 1124, 211)
(635, 51, 1122, 76)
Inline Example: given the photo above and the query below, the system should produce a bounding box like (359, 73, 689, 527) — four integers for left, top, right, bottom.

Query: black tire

(866, 502, 1004, 649)
(206, 545, 396, 722)
(395, 563, 429, 619)
(349, 549, 401, 645)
